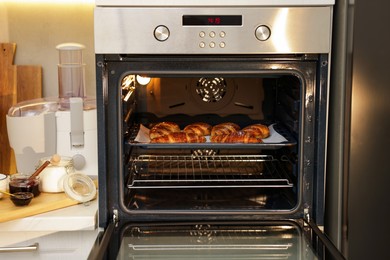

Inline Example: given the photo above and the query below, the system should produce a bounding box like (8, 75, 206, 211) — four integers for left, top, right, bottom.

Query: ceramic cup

(0, 173, 9, 199)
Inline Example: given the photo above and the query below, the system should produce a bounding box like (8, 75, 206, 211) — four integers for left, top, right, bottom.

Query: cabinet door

(0, 230, 97, 259)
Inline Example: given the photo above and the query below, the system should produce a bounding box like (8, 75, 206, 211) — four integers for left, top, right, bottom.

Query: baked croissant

(149, 122, 180, 140)
(211, 122, 240, 137)
(150, 132, 206, 143)
(183, 122, 212, 136)
(210, 131, 263, 143)
(241, 124, 270, 139)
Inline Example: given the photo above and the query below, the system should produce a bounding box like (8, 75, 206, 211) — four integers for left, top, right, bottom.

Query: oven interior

(120, 73, 304, 215)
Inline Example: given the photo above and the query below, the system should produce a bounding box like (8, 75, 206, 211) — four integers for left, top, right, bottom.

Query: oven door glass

(89, 221, 345, 260)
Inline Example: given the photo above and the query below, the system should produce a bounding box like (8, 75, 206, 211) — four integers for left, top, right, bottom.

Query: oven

(89, 1, 345, 259)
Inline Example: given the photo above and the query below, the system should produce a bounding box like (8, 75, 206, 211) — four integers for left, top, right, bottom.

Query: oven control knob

(255, 25, 271, 41)
(154, 25, 170, 41)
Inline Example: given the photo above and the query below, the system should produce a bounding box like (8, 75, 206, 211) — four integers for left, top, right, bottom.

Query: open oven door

(88, 220, 345, 260)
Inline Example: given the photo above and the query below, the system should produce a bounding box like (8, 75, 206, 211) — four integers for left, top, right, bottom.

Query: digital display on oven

(182, 15, 242, 26)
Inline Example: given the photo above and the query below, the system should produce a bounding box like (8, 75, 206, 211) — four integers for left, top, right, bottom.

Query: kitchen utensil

(0, 189, 15, 197)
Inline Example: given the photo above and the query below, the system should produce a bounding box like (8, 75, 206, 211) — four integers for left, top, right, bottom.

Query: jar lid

(63, 173, 96, 203)
(40, 156, 73, 167)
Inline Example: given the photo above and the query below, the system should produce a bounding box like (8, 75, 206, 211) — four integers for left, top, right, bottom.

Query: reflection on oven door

(116, 222, 318, 260)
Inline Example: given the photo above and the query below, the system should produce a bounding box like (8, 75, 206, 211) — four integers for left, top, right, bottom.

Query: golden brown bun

(150, 132, 206, 143)
(210, 131, 263, 143)
(149, 122, 180, 140)
(211, 122, 240, 137)
(241, 124, 270, 139)
(183, 122, 212, 136)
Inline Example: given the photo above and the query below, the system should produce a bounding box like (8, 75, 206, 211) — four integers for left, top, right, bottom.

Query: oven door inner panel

(100, 55, 325, 222)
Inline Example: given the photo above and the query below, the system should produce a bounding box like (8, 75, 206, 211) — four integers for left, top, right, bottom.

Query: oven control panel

(196, 30, 228, 49)
(154, 25, 271, 49)
(95, 7, 332, 54)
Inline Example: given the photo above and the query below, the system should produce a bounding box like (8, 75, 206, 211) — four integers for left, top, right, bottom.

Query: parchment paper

(134, 124, 287, 143)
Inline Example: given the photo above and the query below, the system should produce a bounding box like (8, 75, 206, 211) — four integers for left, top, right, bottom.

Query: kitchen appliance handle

(0, 242, 39, 253)
(306, 220, 346, 260)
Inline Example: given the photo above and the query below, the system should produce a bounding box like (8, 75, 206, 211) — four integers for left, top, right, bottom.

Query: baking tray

(126, 123, 297, 149)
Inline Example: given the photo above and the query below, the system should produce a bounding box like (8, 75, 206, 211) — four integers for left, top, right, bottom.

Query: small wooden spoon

(28, 154, 61, 181)
(0, 189, 16, 197)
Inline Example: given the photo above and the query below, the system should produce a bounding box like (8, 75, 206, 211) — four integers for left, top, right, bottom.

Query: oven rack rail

(127, 155, 294, 189)
(126, 123, 297, 149)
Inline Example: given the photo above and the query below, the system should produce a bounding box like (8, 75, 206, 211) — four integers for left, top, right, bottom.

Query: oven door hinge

(304, 207, 311, 224)
(113, 209, 119, 226)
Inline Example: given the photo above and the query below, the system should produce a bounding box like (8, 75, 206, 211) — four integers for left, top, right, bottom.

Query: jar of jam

(9, 173, 40, 197)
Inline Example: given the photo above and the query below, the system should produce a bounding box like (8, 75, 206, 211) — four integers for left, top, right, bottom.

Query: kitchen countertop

(0, 199, 98, 247)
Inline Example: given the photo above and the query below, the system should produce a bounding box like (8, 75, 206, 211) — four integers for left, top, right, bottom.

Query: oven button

(209, 42, 216, 48)
(219, 42, 226, 48)
(209, 31, 216, 38)
(199, 42, 206, 48)
(154, 25, 170, 41)
(220, 31, 226, 38)
(255, 25, 271, 41)
(199, 31, 206, 38)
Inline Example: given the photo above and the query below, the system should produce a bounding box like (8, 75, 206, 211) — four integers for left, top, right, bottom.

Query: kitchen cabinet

(0, 230, 98, 259)
(0, 199, 98, 259)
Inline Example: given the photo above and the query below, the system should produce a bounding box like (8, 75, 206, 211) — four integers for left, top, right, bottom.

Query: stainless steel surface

(255, 25, 271, 41)
(327, 0, 353, 253)
(0, 243, 39, 253)
(91, 0, 341, 257)
(127, 155, 293, 189)
(94, 7, 332, 54)
(95, 0, 335, 7)
(154, 26, 170, 42)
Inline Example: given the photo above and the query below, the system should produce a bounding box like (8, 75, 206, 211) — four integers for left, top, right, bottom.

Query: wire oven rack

(127, 155, 293, 189)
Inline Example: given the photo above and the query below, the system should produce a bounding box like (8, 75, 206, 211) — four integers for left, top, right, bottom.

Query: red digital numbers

(208, 17, 221, 25)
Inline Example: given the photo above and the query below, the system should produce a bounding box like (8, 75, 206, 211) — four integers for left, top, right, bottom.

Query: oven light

(136, 75, 151, 86)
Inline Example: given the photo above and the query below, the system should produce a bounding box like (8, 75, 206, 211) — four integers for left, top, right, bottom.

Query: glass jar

(63, 173, 97, 203)
(39, 156, 75, 193)
(9, 173, 41, 197)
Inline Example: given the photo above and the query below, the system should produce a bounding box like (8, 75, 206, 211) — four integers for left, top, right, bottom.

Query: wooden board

(0, 43, 42, 174)
(0, 192, 82, 223)
(17, 65, 42, 103)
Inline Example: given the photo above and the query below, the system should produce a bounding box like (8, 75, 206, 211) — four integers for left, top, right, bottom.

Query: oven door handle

(87, 223, 115, 260)
(305, 220, 346, 260)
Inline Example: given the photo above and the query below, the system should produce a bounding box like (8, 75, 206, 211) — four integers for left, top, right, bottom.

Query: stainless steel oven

(89, 1, 345, 259)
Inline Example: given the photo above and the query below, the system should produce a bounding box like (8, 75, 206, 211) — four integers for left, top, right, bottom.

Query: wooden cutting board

(0, 179, 98, 223)
(0, 43, 42, 174)
(0, 192, 82, 223)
